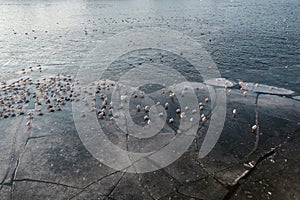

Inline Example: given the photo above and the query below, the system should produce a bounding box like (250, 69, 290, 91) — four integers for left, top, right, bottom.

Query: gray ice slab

(15, 134, 116, 189)
(13, 181, 80, 200)
(230, 131, 300, 200)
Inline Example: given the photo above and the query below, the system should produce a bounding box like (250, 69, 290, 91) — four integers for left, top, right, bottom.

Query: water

(0, 0, 299, 94)
(0, 1, 300, 199)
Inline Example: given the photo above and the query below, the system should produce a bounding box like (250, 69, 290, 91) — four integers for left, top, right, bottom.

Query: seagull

(252, 124, 257, 133)
(205, 98, 209, 103)
(144, 105, 150, 112)
(165, 102, 169, 110)
(136, 104, 141, 112)
(232, 109, 237, 118)
(168, 118, 174, 124)
(26, 121, 32, 129)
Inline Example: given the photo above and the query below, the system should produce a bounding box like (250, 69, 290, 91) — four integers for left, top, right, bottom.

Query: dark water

(0, 2, 300, 199)
(0, 0, 299, 93)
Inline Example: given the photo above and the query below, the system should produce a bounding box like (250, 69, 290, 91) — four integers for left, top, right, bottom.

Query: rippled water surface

(0, 0, 299, 93)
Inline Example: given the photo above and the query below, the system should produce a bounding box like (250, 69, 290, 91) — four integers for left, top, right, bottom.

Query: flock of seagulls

(0, 67, 75, 129)
(0, 65, 277, 134)
(89, 79, 210, 128)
